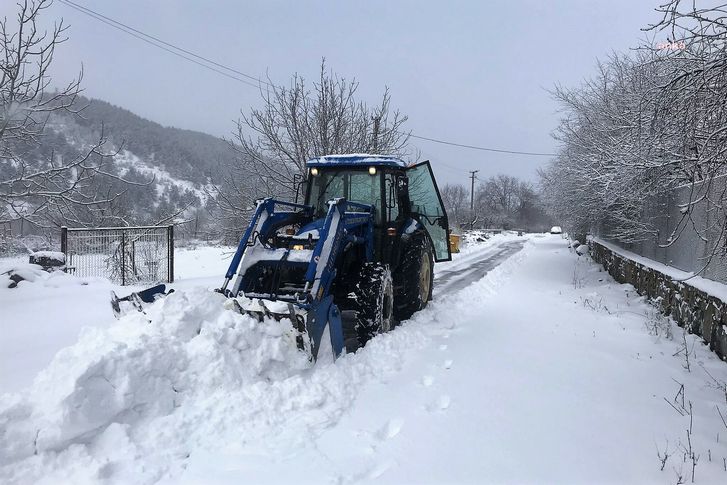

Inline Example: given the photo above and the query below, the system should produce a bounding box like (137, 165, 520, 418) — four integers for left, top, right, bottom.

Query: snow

(3, 235, 727, 483)
(291, 229, 319, 239)
(403, 218, 419, 234)
(114, 150, 210, 204)
(29, 251, 65, 262)
(592, 236, 727, 302)
(308, 154, 408, 167)
(1, 263, 46, 285)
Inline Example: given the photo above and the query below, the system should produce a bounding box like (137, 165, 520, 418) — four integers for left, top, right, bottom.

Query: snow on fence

(61, 225, 174, 285)
(596, 175, 727, 285)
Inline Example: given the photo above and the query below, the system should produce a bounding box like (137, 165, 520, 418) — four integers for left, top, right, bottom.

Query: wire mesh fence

(596, 176, 727, 284)
(62, 225, 174, 285)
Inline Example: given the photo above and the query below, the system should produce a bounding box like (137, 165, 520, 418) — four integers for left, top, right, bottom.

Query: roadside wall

(590, 240, 727, 361)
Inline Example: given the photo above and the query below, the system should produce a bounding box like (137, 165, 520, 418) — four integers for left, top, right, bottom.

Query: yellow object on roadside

(449, 233, 461, 253)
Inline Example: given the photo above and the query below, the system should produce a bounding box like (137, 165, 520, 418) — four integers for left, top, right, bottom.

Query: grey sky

(4, 1, 662, 185)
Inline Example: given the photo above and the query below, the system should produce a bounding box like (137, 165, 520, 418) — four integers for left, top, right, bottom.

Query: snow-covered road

(3, 234, 727, 484)
(434, 239, 525, 296)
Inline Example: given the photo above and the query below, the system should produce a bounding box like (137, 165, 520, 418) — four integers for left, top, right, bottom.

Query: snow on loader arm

(110, 155, 452, 362)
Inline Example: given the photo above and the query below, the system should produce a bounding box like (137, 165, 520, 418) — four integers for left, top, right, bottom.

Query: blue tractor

(114, 155, 451, 361)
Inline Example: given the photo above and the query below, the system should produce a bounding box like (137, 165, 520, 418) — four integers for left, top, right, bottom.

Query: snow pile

(0, 287, 310, 483)
(0, 263, 46, 288)
(0, 262, 97, 289)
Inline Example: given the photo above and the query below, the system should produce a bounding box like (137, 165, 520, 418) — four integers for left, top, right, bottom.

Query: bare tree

(230, 59, 410, 198)
(440, 183, 468, 230)
(475, 175, 544, 229)
(208, 60, 411, 241)
(0, 0, 122, 228)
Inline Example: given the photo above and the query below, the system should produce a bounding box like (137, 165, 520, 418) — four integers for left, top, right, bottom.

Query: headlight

(310, 167, 319, 176)
(292, 244, 305, 250)
(368, 166, 377, 175)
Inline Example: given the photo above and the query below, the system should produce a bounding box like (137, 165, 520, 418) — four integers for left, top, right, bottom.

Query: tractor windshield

(308, 169, 381, 222)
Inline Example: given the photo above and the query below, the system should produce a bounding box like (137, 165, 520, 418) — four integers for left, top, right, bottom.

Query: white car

(550, 226, 563, 234)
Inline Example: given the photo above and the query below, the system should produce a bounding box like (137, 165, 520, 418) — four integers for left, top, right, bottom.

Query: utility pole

(469, 170, 479, 230)
(469, 170, 479, 211)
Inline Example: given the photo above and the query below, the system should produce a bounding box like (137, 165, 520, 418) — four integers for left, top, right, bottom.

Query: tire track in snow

(434, 240, 525, 297)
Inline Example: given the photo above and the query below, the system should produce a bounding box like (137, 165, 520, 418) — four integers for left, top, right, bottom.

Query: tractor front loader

(112, 155, 452, 361)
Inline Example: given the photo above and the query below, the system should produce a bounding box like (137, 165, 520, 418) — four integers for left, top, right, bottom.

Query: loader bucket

(224, 298, 312, 355)
(224, 296, 345, 362)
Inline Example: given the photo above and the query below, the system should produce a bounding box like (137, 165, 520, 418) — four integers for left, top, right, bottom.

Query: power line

(407, 133, 557, 157)
(58, 1, 557, 159)
(57, 0, 269, 90)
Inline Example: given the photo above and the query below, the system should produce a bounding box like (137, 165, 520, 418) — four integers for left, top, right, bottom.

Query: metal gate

(61, 225, 174, 285)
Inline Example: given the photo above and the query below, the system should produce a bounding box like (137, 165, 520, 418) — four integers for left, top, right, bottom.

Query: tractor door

(406, 161, 452, 262)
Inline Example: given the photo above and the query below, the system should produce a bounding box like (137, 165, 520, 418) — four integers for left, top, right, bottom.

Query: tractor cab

(305, 155, 451, 264)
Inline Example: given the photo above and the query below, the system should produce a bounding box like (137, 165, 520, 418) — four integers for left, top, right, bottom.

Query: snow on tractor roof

(307, 154, 408, 168)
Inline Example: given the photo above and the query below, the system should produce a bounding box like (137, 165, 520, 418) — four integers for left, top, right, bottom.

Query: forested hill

(65, 95, 234, 186)
(14, 94, 243, 227)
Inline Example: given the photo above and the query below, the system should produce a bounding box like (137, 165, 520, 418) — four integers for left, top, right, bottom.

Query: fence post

(61, 226, 67, 254)
(121, 231, 126, 286)
(168, 224, 174, 283)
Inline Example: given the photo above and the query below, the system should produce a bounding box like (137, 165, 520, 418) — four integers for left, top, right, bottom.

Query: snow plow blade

(224, 298, 312, 355)
(109, 285, 329, 361)
(110, 284, 173, 318)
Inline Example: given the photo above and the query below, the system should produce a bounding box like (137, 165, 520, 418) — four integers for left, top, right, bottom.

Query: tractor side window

(406, 162, 451, 262)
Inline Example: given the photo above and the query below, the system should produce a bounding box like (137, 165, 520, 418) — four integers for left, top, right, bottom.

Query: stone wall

(590, 240, 727, 361)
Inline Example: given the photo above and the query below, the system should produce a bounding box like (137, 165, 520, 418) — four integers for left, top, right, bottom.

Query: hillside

(28, 95, 238, 227)
(64, 96, 235, 186)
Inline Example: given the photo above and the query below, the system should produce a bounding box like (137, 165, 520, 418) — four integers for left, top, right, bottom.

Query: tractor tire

(393, 235, 434, 321)
(350, 262, 394, 347)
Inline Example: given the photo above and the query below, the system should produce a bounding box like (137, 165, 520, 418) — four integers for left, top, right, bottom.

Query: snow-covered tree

(0, 0, 121, 228)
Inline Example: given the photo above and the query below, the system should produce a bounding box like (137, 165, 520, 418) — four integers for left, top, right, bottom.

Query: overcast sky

(3, 1, 663, 185)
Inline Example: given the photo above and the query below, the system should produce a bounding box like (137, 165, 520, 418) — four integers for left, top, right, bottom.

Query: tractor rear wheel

(394, 235, 434, 321)
(350, 262, 394, 348)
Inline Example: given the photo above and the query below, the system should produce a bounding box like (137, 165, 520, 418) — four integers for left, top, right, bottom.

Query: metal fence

(596, 175, 727, 284)
(61, 225, 174, 285)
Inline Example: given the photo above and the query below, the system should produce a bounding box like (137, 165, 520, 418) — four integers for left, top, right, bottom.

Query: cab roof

(307, 154, 408, 168)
